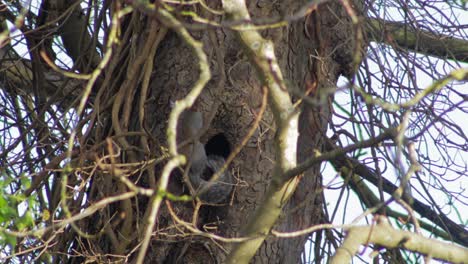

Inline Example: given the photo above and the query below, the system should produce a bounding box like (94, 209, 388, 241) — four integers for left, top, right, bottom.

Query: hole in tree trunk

(204, 133, 231, 159)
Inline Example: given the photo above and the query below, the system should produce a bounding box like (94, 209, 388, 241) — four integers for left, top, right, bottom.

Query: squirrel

(178, 110, 233, 204)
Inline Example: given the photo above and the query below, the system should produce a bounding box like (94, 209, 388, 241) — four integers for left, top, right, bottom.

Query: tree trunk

(153, 3, 351, 263)
(66, 1, 356, 263)
(1, 0, 467, 263)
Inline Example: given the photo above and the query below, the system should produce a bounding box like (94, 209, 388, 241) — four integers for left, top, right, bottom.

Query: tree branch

(367, 18, 468, 63)
(0, 46, 84, 105)
(222, 0, 301, 263)
(325, 140, 468, 247)
(284, 128, 397, 180)
(52, 0, 101, 72)
(284, 125, 467, 246)
(331, 216, 468, 264)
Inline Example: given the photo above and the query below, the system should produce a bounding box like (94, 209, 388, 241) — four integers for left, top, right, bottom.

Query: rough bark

(5, 0, 465, 263)
(0, 0, 356, 262)
(136, 1, 355, 262)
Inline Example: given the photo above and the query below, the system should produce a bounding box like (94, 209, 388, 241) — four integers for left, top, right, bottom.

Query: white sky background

(1, 0, 467, 263)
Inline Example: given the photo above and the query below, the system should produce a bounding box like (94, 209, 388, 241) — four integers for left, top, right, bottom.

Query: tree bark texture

(149, 2, 353, 263)
(66, 1, 357, 263)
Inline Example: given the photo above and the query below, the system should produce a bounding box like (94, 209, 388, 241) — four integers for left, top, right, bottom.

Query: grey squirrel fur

(178, 111, 232, 203)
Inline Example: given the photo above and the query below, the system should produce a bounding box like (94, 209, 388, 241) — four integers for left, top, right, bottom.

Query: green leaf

(0, 196, 18, 223)
(20, 176, 31, 190)
(16, 211, 35, 231)
(0, 231, 17, 249)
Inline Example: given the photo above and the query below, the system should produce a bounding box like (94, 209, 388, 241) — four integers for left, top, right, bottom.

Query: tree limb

(51, 0, 101, 71)
(284, 128, 397, 180)
(222, 0, 301, 263)
(325, 140, 468, 247)
(284, 127, 468, 246)
(345, 170, 456, 243)
(367, 18, 468, 63)
(331, 216, 468, 264)
(0, 46, 84, 106)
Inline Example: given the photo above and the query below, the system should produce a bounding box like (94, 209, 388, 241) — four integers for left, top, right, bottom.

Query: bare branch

(222, 0, 301, 263)
(325, 140, 468, 247)
(367, 18, 468, 63)
(331, 216, 468, 264)
(51, 0, 101, 71)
